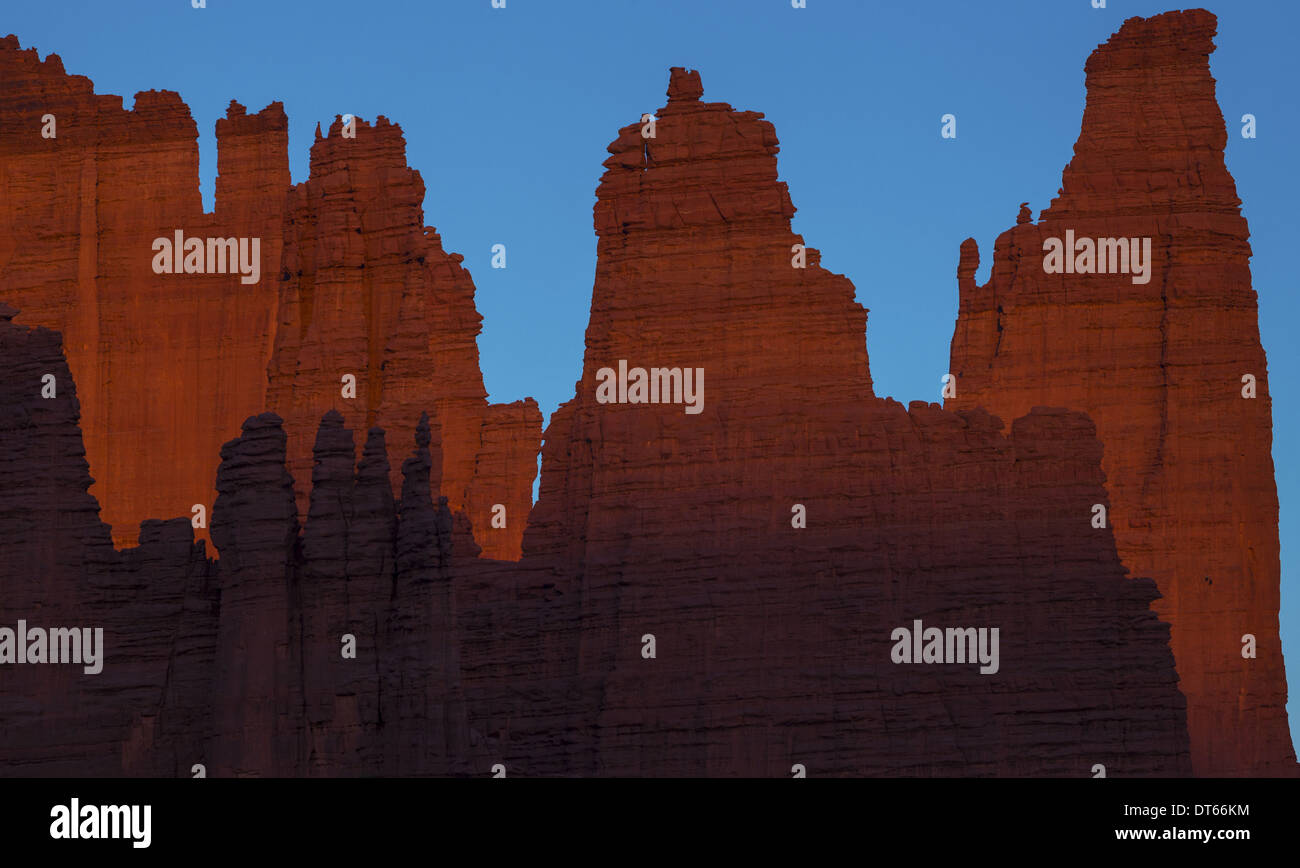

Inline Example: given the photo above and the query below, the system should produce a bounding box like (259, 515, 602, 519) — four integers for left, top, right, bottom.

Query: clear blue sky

(10, 0, 1299, 749)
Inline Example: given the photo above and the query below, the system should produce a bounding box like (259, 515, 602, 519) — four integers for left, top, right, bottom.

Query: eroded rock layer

(945, 10, 1295, 775)
(0, 65, 1196, 775)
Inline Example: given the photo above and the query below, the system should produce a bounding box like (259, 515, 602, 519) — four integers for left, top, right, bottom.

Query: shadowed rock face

(0, 299, 1191, 776)
(0, 314, 474, 776)
(0, 306, 217, 776)
(4, 9, 1290, 777)
(203, 410, 470, 777)
(0, 36, 540, 559)
(946, 10, 1295, 775)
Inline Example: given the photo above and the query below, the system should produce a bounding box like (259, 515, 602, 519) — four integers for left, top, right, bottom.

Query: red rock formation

(0, 35, 287, 549)
(0, 38, 539, 559)
(0, 65, 1195, 777)
(946, 10, 1295, 775)
(204, 409, 473, 777)
(8, 16, 1289, 776)
(265, 116, 541, 560)
(476, 68, 1191, 776)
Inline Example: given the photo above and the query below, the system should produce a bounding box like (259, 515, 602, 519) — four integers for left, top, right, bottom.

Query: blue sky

(9, 0, 1299, 748)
